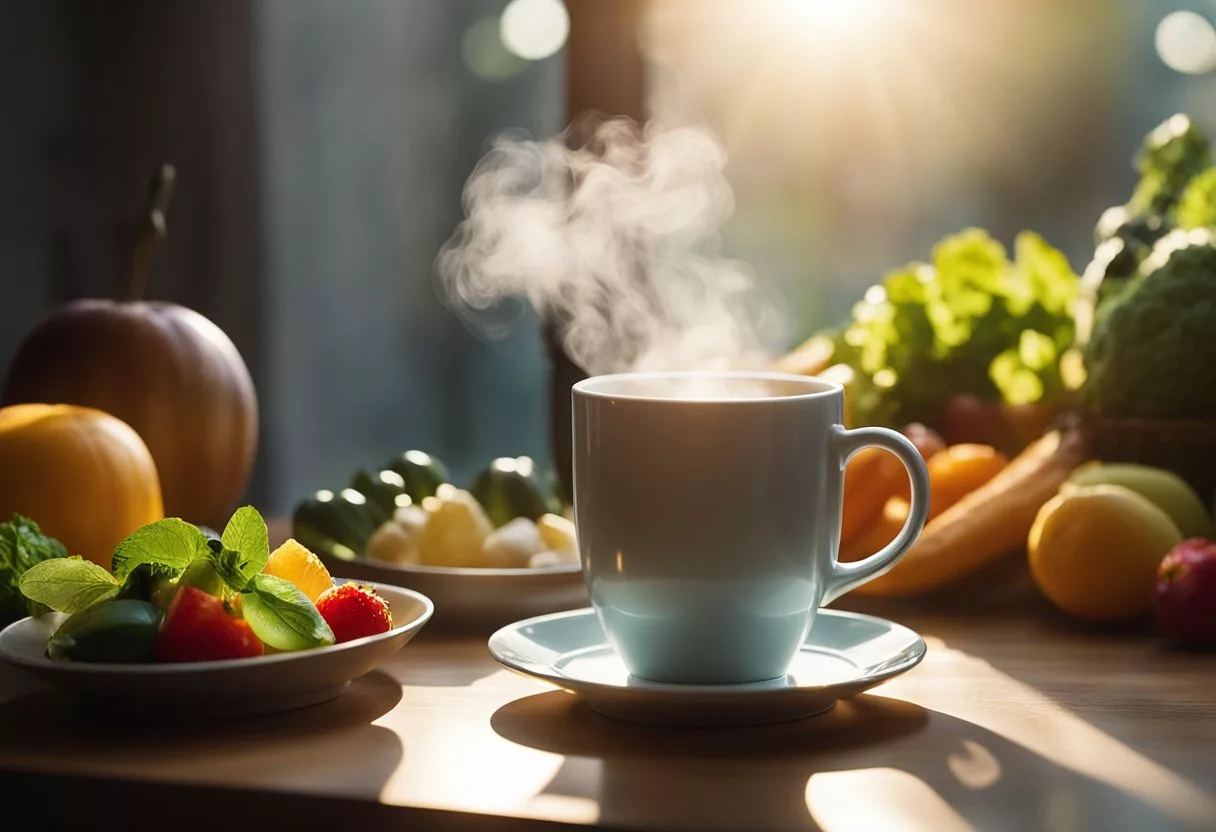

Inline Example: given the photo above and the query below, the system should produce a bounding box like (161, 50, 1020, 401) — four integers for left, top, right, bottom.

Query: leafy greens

(16, 506, 334, 652)
(825, 228, 1079, 428)
(0, 514, 68, 627)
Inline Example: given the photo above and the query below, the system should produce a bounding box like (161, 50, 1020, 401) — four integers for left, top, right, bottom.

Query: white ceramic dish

(317, 554, 588, 632)
(0, 579, 433, 718)
(489, 607, 926, 726)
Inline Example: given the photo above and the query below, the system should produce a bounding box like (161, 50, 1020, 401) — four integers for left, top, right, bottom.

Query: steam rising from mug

(436, 118, 787, 376)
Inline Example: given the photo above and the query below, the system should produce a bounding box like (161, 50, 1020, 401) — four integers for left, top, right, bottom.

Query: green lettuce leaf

(0, 515, 68, 626)
(111, 518, 211, 580)
(18, 557, 121, 615)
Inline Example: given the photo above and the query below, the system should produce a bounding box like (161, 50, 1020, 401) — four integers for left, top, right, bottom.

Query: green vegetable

(291, 488, 382, 560)
(1127, 114, 1212, 218)
(384, 450, 451, 502)
(18, 557, 120, 615)
(544, 467, 567, 514)
(469, 456, 553, 527)
(1176, 167, 1216, 230)
(115, 562, 180, 607)
(349, 469, 410, 519)
(825, 228, 1078, 427)
(241, 574, 334, 651)
(110, 518, 211, 581)
(177, 546, 240, 599)
(1080, 116, 1214, 340)
(46, 599, 162, 663)
(1083, 227, 1216, 419)
(0, 515, 67, 627)
(15, 505, 333, 661)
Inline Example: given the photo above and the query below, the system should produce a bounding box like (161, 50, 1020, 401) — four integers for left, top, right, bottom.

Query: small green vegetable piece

(469, 456, 553, 527)
(291, 488, 382, 560)
(241, 574, 334, 651)
(110, 518, 211, 580)
(384, 450, 451, 502)
(0, 515, 68, 626)
(46, 599, 162, 663)
(115, 562, 181, 608)
(177, 552, 239, 599)
(349, 469, 409, 520)
(1083, 228, 1216, 419)
(18, 556, 120, 615)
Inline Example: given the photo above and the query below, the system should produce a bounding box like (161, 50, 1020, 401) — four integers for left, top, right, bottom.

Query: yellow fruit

(1028, 484, 1183, 621)
(365, 506, 427, 565)
(263, 538, 334, 602)
(537, 513, 578, 558)
(1062, 461, 1214, 540)
(419, 487, 493, 567)
(0, 403, 163, 570)
(481, 517, 545, 568)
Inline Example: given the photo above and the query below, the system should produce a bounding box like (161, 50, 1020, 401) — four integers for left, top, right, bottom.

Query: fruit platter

(0, 507, 433, 717)
(290, 450, 587, 629)
(773, 113, 1216, 648)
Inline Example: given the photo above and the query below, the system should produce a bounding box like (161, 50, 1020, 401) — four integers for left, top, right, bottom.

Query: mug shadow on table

(492, 691, 1201, 832)
(0, 668, 406, 798)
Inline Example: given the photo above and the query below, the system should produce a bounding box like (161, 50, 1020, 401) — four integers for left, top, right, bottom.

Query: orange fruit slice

(263, 538, 334, 602)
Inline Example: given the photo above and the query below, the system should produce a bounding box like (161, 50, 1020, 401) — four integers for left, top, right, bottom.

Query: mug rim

(572, 370, 843, 403)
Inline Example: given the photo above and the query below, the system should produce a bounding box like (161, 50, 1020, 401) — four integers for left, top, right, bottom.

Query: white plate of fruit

(292, 452, 588, 629)
(0, 509, 433, 718)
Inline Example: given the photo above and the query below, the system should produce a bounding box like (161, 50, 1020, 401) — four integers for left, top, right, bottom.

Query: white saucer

(488, 607, 926, 726)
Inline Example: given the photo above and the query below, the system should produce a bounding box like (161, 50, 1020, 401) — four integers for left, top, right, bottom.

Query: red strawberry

(157, 585, 264, 662)
(315, 584, 393, 643)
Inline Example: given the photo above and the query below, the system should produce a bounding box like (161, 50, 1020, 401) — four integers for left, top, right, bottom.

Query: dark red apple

(1153, 539, 1216, 648)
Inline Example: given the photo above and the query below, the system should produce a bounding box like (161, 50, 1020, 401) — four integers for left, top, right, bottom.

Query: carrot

(850, 430, 1087, 597)
(840, 424, 946, 543)
(840, 443, 1009, 562)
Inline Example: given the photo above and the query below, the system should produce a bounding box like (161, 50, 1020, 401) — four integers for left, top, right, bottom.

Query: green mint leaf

(205, 545, 252, 593)
(241, 574, 334, 651)
(0, 515, 70, 625)
(111, 518, 211, 580)
(219, 506, 270, 586)
(18, 556, 121, 614)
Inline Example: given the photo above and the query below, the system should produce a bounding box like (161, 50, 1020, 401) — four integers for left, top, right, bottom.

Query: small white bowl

(317, 554, 588, 632)
(0, 578, 432, 718)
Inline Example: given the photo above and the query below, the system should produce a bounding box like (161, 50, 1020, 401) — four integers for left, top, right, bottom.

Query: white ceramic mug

(571, 370, 930, 685)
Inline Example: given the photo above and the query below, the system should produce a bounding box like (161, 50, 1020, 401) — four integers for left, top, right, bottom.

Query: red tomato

(157, 585, 264, 662)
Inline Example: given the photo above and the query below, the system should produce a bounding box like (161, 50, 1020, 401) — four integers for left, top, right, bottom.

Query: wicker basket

(1070, 410, 1216, 511)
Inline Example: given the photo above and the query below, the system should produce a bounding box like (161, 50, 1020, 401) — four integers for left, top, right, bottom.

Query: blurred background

(0, 0, 1213, 517)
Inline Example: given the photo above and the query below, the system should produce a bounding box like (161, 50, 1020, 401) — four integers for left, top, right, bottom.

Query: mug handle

(823, 425, 931, 605)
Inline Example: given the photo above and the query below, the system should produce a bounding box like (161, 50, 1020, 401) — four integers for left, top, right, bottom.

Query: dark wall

(0, 0, 268, 500)
(0, 0, 564, 516)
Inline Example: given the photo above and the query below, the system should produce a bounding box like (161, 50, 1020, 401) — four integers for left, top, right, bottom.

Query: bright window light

(1155, 11, 1216, 75)
(500, 0, 570, 61)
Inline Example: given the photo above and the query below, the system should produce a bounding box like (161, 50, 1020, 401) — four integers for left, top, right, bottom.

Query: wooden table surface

(1, 559, 1214, 831)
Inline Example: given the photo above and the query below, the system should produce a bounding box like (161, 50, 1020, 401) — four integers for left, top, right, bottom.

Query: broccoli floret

(1176, 167, 1216, 230)
(1083, 228, 1216, 419)
(1127, 114, 1212, 217)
